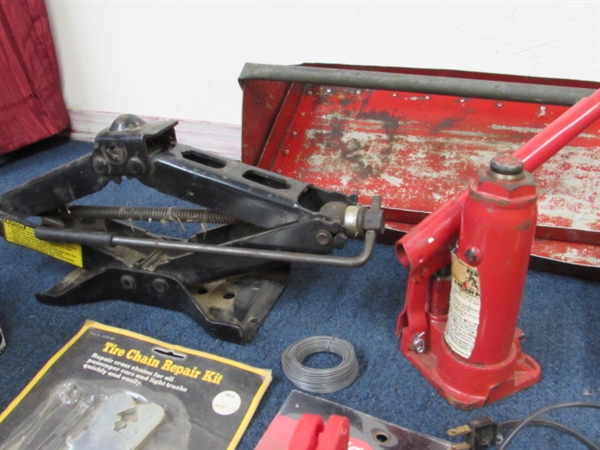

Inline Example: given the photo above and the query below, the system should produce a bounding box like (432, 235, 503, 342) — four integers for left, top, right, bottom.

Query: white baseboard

(67, 110, 242, 160)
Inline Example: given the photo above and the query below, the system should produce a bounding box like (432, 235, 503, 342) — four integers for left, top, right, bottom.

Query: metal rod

(239, 63, 596, 106)
(34, 228, 377, 268)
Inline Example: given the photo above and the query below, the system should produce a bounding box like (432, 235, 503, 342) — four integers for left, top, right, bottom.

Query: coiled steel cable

(281, 336, 359, 393)
(57, 205, 242, 224)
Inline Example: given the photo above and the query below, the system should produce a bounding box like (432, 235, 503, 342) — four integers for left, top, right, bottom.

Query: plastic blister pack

(0, 321, 271, 450)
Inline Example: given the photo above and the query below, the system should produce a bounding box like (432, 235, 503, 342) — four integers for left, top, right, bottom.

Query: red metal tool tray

(239, 63, 600, 278)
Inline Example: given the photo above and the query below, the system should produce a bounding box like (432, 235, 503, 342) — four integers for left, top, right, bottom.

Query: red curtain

(0, 0, 69, 155)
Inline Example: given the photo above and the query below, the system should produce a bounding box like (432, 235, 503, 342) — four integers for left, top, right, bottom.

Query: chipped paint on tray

(381, 173, 405, 187)
(532, 239, 600, 266)
(490, 124, 544, 134)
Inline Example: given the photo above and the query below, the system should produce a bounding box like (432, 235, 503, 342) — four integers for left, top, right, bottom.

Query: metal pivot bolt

(92, 157, 109, 175)
(152, 278, 169, 294)
(412, 332, 427, 353)
(121, 275, 136, 290)
(316, 230, 332, 245)
(126, 157, 145, 175)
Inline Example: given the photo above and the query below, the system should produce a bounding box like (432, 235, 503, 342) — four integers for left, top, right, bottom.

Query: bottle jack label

(444, 252, 481, 359)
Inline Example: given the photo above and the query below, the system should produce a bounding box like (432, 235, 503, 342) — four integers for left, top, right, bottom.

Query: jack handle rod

(239, 63, 595, 106)
(397, 87, 600, 273)
(34, 228, 377, 269)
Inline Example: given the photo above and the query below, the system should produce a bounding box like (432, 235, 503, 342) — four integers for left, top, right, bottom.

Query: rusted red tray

(239, 64, 600, 278)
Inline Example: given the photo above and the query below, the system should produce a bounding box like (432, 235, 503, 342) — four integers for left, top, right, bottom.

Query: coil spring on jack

(58, 205, 243, 224)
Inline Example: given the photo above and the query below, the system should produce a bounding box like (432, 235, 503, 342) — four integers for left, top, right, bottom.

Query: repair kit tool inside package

(1, 63, 599, 449)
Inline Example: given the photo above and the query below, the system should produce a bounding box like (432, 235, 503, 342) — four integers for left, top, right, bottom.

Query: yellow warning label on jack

(2, 219, 83, 267)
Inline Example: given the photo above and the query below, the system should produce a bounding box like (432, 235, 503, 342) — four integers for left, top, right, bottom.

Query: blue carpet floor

(0, 138, 598, 449)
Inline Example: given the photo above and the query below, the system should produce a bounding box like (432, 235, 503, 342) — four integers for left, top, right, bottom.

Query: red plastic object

(288, 414, 350, 450)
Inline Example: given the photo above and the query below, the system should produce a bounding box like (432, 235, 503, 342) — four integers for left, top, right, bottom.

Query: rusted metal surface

(241, 68, 600, 273)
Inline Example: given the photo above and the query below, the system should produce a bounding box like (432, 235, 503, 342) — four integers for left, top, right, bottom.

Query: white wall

(46, 1, 600, 127)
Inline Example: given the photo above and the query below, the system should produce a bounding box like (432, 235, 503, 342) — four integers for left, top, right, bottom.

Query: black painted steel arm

(0, 156, 113, 218)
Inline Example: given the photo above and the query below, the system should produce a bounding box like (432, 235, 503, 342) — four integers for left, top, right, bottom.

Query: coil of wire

(281, 336, 359, 393)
